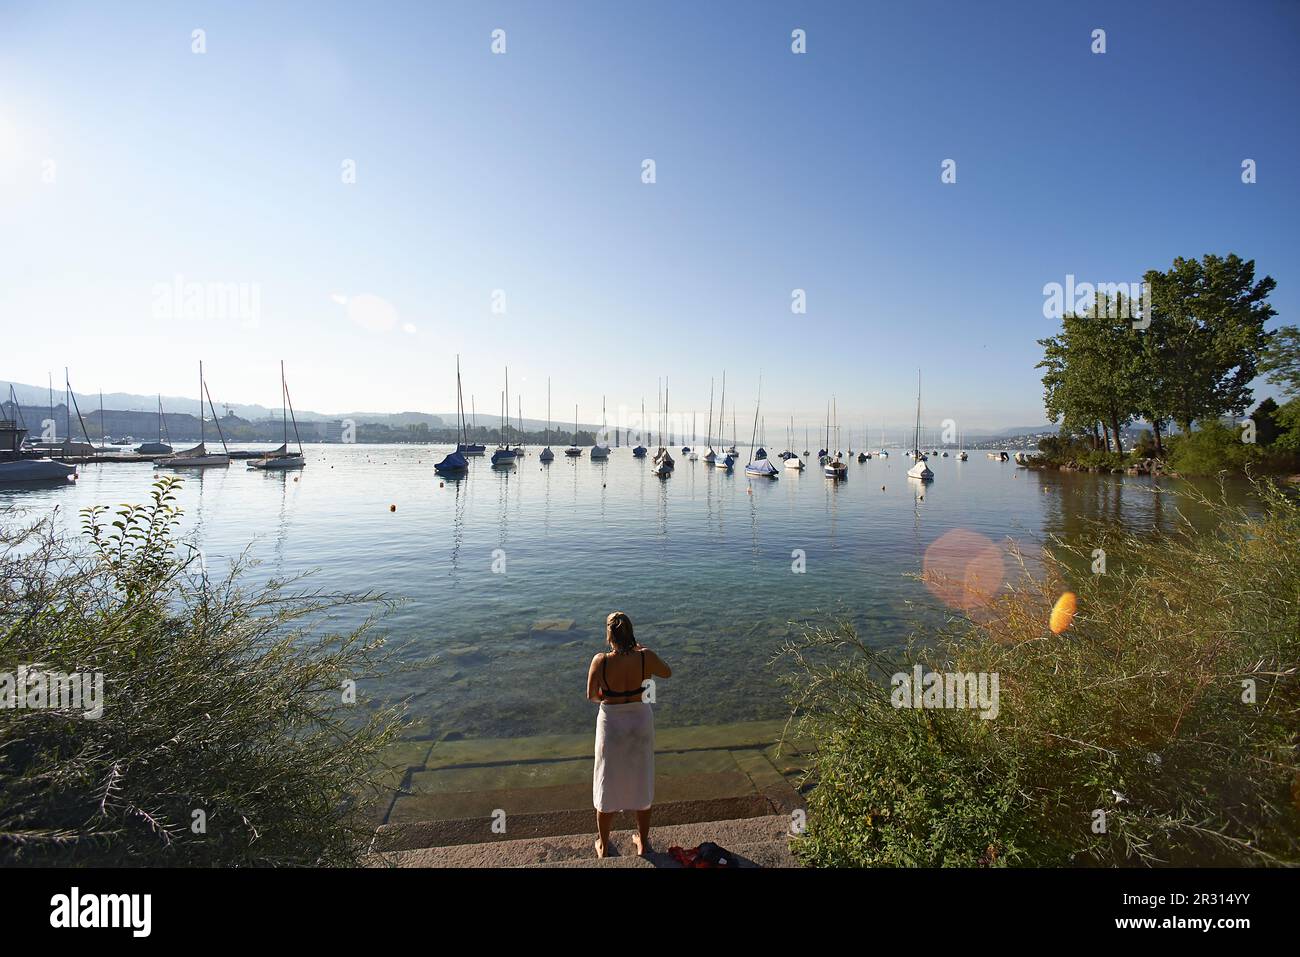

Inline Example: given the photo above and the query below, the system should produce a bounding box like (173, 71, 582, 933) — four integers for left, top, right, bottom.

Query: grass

(0, 477, 411, 866)
(778, 480, 1300, 867)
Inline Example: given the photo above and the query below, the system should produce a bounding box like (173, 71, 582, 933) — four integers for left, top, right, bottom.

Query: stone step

(373, 813, 800, 868)
(373, 745, 805, 851)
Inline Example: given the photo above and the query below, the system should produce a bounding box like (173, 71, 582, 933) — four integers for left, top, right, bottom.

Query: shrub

(778, 481, 1300, 867)
(0, 478, 409, 866)
(1167, 419, 1262, 475)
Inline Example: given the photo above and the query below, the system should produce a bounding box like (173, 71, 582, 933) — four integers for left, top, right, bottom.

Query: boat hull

(160, 455, 230, 467)
(248, 455, 305, 470)
(0, 459, 78, 484)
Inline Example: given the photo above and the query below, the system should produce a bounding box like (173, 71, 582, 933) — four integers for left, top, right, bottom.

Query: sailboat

(249, 362, 306, 469)
(159, 362, 231, 467)
(857, 419, 872, 462)
(823, 399, 847, 480)
(632, 398, 648, 457)
(712, 376, 733, 471)
(703, 375, 718, 465)
(491, 368, 517, 467)
(565, 405, 583, 456)
(784, 417, 804, 470)
(435, 356, 472, 474)
(754, 416, 767, 461)
(591, 397, 610, 459)
(135, 395, 173, 455)
(906, 372, 934, 482)
(539, 378, 555, 462)
(458, 391, 486, 456)
(727, 408, 738, 458)
(651, 379, 675, 477)
(744, 380, 778, 479)
(0, 390, 77, 484)
(512, 396, 525, 456)
(687, 411, 698, 460)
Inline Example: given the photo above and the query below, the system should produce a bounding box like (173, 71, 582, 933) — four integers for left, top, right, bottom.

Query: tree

(1038, 291, 1144, 453)
(1142, 254, 1276, 432)
(1259, 325, 1300, 397)
(1249, 398, 1280, 446)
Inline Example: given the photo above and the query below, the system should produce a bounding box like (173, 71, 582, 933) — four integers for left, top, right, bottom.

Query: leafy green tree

(1259, 325, 1300, 397)
(1142, 254, 1276, 432)
(1038, 291, 1144, 452)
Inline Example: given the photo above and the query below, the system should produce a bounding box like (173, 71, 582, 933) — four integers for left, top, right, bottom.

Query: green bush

(779, 482, 1300, 867)
(0, 478, 409, 866)
(1167, 419, 1263, 475)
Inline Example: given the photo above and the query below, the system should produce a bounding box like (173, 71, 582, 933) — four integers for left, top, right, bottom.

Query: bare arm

(641, 647, 671, 679)
(586, 654, 604, 702)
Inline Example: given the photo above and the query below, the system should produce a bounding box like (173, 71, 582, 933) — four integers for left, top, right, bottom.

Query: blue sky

(2, 0, 1297, 432)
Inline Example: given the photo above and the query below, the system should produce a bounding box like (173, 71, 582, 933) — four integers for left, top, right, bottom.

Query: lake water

(0, 444, 1247, 741)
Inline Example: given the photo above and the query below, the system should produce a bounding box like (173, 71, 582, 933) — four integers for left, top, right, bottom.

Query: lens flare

(921, 529, 1006, 612)
(1050, 592, 1078, 634)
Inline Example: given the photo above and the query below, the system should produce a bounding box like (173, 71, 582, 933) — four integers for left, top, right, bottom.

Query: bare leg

(633, 808, 652, 855)
(595, 811, 614, 857)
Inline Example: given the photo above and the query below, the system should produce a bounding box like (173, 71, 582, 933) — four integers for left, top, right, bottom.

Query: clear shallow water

(0, 445, 1250, 739)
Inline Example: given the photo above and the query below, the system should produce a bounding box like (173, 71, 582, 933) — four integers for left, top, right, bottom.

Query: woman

(586, 611, 671, 857)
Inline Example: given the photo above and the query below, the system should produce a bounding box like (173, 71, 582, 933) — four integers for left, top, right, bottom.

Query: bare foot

(632, 833, 650, 856)
(595, 838, 608, 858)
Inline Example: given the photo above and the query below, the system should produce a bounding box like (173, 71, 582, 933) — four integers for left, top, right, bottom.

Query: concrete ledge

(373, 794, 780, 852)
(373, 813, 801, 868)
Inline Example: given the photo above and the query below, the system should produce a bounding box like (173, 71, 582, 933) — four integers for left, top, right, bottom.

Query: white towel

(593, 701, 655, 812)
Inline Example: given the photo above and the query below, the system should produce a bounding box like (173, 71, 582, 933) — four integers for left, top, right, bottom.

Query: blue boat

(436, 356, 472, 474)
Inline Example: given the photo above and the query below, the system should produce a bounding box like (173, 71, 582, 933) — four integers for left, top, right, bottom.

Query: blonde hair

(606, 612, 635, 652)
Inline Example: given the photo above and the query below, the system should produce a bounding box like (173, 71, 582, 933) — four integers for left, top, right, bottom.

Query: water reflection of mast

(270, 468, 290, 574)
(496, 461, 511, 551)
(448, 474, 467, 572)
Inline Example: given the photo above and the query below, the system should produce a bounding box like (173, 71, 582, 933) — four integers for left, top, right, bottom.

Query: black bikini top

(601, 650, 646, 698)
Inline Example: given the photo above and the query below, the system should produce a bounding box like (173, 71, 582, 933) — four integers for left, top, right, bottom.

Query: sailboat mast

(913, 370, 922, 454)
(199, 360, 205, 445)
(281, 360, 288, 447)
(707, 377, 714, 446)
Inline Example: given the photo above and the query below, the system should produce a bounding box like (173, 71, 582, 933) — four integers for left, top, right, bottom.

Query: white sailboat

(744, 379, 778, 479)
(712, 373, 732, 470)
(906, 371, 934, 482)
(784, 416, 804, 470)
(249, 362, 306, 470)
(159, 362, 230, 467)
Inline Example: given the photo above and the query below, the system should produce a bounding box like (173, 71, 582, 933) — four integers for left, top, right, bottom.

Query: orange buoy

(1050, 592, 1078, 634)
